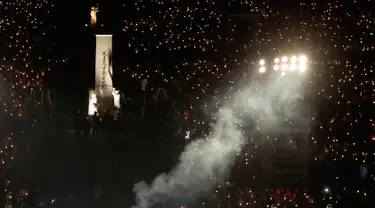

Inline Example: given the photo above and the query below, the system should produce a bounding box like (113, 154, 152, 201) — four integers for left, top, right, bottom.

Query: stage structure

(88, 34, 120, 115)
(262, 102, 311, 187)
(256, 54, 312, 188)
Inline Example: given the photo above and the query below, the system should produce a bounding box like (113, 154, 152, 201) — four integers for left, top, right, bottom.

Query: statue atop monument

(90, 5, 99, 27)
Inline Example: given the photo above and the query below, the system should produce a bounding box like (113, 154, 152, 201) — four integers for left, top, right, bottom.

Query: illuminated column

(88, 34, 120, 115)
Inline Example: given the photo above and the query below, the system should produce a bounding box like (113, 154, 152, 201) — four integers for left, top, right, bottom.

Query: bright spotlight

(281, 71, 286, 76)
(274, 58, 280, 63)
(259, 59, 265, 65)
(259, 67, 266, 73)
(299, 55, 307, 64)
(299, 64, 307, 72)
(273, 65, 279, 70)
(291, 56, 297, 63)
(281, 64, 288, 71)
(282, 56, 288, 62)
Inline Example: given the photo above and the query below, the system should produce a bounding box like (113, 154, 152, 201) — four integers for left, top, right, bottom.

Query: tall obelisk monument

(88, 5, 120, 115)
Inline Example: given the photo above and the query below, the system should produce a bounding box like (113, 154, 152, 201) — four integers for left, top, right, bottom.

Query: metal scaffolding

(263, 101, 311, 187)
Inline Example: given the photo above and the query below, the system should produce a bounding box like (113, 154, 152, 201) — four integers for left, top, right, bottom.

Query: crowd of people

(1, 0, 375, 207)
(73, 111, 122, 141)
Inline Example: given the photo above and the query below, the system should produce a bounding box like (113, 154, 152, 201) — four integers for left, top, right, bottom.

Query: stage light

(291, 56, 297, 63)
(259, 67, 266, 73)
(299, 55, 307, 64)
(299, 64, 307, 72)
(281, 64, 288, 71)
(258, 55, 309, 74)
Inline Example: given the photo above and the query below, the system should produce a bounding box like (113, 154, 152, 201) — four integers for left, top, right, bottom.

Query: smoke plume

(132, 108, 244, 207)
(132, 73, 306, 208)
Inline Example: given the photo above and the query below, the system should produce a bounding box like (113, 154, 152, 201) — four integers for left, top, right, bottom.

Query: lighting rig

(258, 55, 308, 76)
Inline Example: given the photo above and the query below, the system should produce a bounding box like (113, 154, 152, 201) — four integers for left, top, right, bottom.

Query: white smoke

(132, 108, 244, 208)
(229, 73, 307, 131)
(132, 72, 306, 208)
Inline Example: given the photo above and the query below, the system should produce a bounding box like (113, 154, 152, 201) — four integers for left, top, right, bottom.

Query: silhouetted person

(92, 112, 100, 140)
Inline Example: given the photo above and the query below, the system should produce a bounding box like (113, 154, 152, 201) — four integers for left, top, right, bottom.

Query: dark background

(2, 0, 373, 207)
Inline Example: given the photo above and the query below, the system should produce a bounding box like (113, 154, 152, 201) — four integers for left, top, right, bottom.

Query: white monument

(88, 34, 120, 115)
